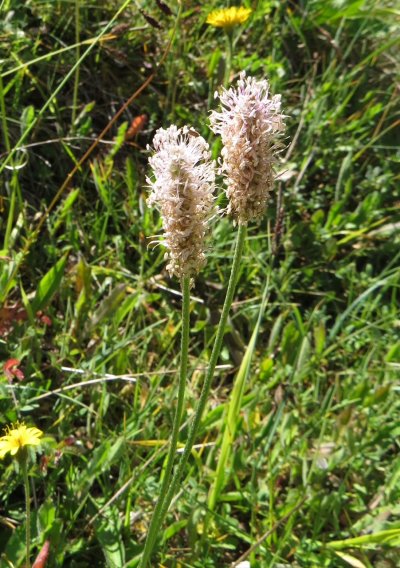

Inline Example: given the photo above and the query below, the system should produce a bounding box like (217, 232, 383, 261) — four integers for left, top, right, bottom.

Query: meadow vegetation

(0, 1, 399, 566)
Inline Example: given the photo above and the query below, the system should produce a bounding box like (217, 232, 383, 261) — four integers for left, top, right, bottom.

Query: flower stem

(71, 0, 81, 130)
(224, 31, 233, 87)
(139, 224, 246, 565)
(21, 454, 31, 568)
(138, 275, 191, 568)
(207, 262, 272, 518)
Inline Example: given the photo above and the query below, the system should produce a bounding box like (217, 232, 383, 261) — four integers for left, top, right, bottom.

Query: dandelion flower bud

(209, 71, 285, 225)
(147, 125, 216, 279)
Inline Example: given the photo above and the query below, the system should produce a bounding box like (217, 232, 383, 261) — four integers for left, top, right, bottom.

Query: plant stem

(0, 71, 16, 252)
(224, 31, 233, 87)
(0, 73, 11, 154)
(21, 455, 31, 568)
(140, 224, 247, 566)
(138, 275, 191, 568)
(207, 264, 272, 515)
(71, 0, 81, 130)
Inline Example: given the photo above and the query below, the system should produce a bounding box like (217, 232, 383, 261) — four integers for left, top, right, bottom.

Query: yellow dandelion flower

(206, 6, 252, 29)
(0, 423, 43, 459)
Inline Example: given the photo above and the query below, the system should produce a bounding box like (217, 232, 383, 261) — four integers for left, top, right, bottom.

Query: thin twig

(5, 364, 232, 403)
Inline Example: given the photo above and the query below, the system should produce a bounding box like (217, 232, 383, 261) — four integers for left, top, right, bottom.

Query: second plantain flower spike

(210, 71, 285, 225)
(147, 125, 216, 279)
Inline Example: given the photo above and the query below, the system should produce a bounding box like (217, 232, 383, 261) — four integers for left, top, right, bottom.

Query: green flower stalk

(140, 125, 216, 567)
(207, 72, 286, 516)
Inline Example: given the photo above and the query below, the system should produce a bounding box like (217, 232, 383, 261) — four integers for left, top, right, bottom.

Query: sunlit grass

(0, 0, 399, 566)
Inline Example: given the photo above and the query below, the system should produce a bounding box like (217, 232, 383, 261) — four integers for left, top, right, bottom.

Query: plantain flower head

(147, 125, 216, 279)
(209, 71, 285, 225)
(206, 7, 252, 30)
(0, 423, 43, 459)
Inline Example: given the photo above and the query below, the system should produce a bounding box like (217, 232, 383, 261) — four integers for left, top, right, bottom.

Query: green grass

(1, 0, 399, 566)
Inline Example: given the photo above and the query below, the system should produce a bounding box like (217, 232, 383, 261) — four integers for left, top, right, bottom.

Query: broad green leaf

(77, 437, 125, 497)
(37, 499, 56, 535)
(162, 520, 187, 544)
(20, 105, 35, 134)
(314, 322, 326, 355)
(31, 253, 68, 313)
(53, 188, 80, 231)
(106, 121, 128, 163)
(95, 507, 125, 567)
(86, 283, 127, 331)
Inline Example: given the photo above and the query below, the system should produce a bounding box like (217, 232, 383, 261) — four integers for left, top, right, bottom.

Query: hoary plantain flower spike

(209, 71, 285, 225)
(147, 125, 216, 279)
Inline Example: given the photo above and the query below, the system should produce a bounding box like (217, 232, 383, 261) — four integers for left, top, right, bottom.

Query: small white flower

(236, 562, 251, 568)
(147, 125, 216, 278)
(210, 71, 285, 224)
